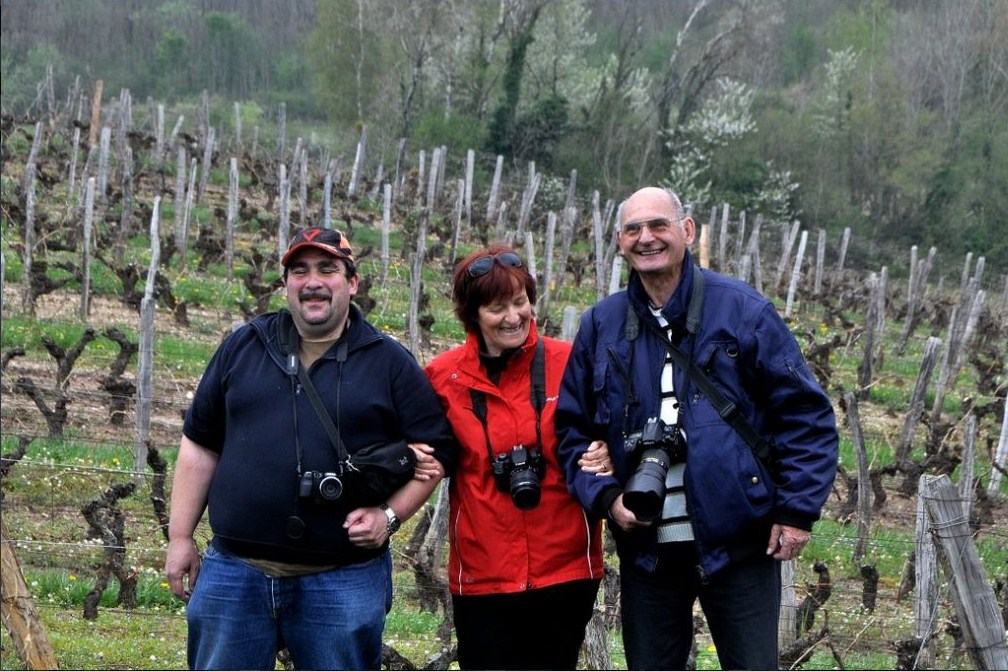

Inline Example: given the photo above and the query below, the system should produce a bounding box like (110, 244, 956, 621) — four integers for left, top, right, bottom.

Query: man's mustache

(298, 291, 331, 302)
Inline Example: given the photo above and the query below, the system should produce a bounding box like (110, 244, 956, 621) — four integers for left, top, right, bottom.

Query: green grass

(22, 568, 181, 612)
(0, 606, 189, 670)
(0, 314, 221, 378)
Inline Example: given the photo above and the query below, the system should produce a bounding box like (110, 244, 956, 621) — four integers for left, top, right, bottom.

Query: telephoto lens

(622, 447, 670, 521)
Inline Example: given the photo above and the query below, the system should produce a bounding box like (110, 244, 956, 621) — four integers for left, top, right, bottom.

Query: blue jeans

(619, 542, 780, 670)
(186, 544, 393, 670)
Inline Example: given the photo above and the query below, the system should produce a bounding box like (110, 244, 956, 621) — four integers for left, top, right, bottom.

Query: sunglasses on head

(466, 252, 523, 278)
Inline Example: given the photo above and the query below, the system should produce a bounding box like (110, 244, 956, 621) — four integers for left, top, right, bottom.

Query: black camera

(622, 417, 687, 522)
(492, 445, 546, 510)
(298, 470, 344, 503)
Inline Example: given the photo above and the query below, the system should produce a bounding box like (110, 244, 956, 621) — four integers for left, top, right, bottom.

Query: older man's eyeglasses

(466, 252, 523, 278)
(620, 217, 682, 239)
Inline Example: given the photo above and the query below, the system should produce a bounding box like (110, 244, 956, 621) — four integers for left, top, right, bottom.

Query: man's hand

(767, 523, 810, 560)
(344, 507, 388, 549)
(165, 537, 201, 602)
(607, 493, 652, 532)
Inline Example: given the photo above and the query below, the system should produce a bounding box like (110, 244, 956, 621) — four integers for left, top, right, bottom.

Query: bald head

(620, 187, 686, 227)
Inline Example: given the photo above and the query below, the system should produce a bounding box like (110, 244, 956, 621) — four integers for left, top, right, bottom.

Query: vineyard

(1, 88, 1008, 670)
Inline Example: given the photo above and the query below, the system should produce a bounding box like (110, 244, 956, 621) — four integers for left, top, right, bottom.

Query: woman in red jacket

(423, 245, 611, 670)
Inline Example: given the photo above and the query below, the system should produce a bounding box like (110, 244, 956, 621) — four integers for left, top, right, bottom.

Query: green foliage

(0, 42, 67, 111)
(487, 22, 539, 157)
(203, 11, 262, 99)
(779, 22, 819, 85)
(512, 94, 570, 170)
(153, 29, 189, 99)
(412, 111, 487, 157)
(306, 0, 389, 126)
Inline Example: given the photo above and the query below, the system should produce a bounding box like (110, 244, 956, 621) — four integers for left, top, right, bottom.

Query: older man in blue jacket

(556, 186, 838, 670)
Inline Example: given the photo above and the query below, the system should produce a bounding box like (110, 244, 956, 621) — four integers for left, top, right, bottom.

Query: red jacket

(426, 322, 604, 595)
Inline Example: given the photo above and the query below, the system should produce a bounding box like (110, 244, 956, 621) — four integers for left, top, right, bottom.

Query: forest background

(2, 0, 1006, 282)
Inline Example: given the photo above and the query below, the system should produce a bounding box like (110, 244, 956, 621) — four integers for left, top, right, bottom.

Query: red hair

(452, 244, 537, 334)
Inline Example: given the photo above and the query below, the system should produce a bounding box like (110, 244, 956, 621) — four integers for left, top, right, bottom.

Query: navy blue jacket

(555, 250, 838, 579)
(183, 304, 456, 565)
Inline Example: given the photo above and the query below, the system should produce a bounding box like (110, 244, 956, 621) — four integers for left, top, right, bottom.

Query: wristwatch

(379, 502, 401, 536)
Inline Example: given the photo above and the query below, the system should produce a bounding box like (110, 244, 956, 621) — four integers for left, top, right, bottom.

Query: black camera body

(298, 470, 344, 503)
(492, 445, 546, 510)
(622, 417, 687, 522)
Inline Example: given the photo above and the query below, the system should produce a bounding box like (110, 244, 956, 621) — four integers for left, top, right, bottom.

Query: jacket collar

(459, 319, 540, 381)
(252, 302, 383, 369)
(627, 249, 695, 335)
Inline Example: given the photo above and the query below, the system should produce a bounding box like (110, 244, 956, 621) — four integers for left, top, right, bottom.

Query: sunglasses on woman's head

(466, 252, 523, 278)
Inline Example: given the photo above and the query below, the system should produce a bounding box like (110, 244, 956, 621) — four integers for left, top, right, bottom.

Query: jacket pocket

(589, 350, 613, 426)
(686, 340, 742, 427)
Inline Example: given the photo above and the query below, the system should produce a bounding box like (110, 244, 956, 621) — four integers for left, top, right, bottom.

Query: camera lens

(317, 474, 343, 501)
(509, 467, 541, 510)
(622, 448, 669, 521)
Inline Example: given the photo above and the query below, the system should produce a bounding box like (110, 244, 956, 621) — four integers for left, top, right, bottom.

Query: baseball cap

(281, 227, 355, 268)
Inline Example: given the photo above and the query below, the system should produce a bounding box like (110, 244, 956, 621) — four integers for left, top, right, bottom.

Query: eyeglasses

(619, 217, 682, 239)
(466, 252, 523, 278)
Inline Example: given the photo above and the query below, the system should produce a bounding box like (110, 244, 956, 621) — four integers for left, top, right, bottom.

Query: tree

(486, 0, 547, 158)
(306, 0, 388, 127)
(203, 11, 262, 100)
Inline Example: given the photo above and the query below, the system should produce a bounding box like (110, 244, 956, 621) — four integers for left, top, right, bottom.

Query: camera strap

(277, 309, 351, 467)
(296, 364, 351, 464)
(625, 266, 777, 473)
(469, 337, 546, 462)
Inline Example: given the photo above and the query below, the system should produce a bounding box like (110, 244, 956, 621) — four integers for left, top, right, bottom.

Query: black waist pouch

(345, 440, 417, 505)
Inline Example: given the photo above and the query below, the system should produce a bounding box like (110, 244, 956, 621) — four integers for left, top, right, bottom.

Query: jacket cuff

(593, 485, 622, 520)
(774, 510, 815, 531)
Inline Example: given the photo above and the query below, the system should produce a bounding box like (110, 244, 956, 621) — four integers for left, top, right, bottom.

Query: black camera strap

(296, 364, 351, 465)
(277, 309, 351, 469)
(469, 337, 546, 462)
(625, 265, 776, 473)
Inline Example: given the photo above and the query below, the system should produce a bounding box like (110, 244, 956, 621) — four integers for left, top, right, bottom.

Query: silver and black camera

(298, 470, 344, 503)
(492, 445, 546, 510)
(622, 417, 687, 521)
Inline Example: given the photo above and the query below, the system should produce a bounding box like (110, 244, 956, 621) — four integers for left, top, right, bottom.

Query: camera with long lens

(492, 445, 546, 510)
(622, 417, 687, 521)
(298, 470, 344, 503)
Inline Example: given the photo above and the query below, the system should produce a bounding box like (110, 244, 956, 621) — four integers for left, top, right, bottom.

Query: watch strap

(379, 502, 401, 536)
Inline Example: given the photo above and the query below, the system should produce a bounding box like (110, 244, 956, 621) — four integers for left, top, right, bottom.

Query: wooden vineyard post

(134, 197, 161, 477)
(913, 475, 938, 668)
(88, 79, 103, 147)
(844, 391, 871, 564)
(538, 212, 557, 323)
(1, 517, 59, 670)
(697, 215, 710, 269)
(784, 228, 808, 318)
(894, 336, 942, 465)
(988, 388, 1008, 496)
(920, 475, 1008, 670)
(778, 559, 796, 650)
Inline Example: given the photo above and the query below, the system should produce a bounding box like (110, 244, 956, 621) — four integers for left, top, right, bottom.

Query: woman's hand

(408, 442, 444, 481)
(578, 440, 614, 477)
